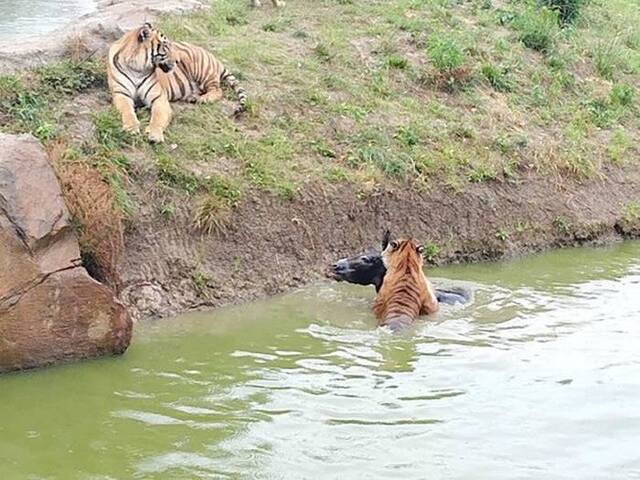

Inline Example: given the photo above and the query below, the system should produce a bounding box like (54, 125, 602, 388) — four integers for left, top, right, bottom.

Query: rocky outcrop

(0, 0, 208, 72)
(0, 133, 132, 373)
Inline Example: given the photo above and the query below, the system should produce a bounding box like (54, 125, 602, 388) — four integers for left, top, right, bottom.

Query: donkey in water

(373, 235, 439, 331)
(329, 230, 469, 305)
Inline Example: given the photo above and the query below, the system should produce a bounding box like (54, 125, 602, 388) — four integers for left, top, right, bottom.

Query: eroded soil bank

(1, 0, 639, 321)
(119, 166, 640, 320)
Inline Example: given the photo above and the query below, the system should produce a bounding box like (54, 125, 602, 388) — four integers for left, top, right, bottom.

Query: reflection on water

(0, 0, 96, 42)
(1, 242, 640, 479)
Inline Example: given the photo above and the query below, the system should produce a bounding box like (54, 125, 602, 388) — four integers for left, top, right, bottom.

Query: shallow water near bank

(2, 242, 640, 479)
(0, 0, 96, 42)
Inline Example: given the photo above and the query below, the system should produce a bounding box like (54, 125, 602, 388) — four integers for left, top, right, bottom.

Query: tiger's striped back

(373, 238, 438, 329)
(157, 41, 247, 115)
(107, 24, 247, 117)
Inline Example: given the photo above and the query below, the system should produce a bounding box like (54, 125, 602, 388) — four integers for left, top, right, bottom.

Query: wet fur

(373, 238, 438, 330)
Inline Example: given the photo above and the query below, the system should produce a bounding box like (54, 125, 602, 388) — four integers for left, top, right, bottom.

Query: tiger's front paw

(145, 126, 165, 143)
(122, 120, 141, 135)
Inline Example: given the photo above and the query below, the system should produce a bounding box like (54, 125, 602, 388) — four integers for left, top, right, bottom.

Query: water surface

(1, 242, 640, 479)
(0, 0, 96, 42)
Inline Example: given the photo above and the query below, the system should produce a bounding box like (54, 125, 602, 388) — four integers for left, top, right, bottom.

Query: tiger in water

(373, 232, 439, 331)
(107, 23, 247, 143)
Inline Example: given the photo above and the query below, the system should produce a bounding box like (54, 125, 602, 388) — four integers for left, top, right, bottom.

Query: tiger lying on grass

(107, 23, 247, 143)
(373, 231, 439, 331)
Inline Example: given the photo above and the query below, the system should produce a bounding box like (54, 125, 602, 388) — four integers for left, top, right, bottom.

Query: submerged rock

(0, 133, 132, 373)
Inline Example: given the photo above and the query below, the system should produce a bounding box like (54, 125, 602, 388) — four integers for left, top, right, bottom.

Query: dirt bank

(1, 0, 639, 321)
(118, 165, 640, 320)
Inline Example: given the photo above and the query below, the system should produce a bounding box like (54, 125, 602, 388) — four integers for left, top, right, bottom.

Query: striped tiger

(372, 232, 439, 331)
(107, 23, 247, 143)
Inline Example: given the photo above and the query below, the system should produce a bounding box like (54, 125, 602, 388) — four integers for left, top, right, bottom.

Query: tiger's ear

(138, 24, 152, 42)
(382, 229, 391, 250)
(416, 245, 425, 254)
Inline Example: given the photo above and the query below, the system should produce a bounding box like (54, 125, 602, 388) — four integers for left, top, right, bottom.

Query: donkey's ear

(382, 229, 391, 250)
(138, 24, 152, 42)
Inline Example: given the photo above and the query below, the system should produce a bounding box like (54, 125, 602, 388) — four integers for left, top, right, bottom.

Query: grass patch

(426, 33, 469, 88)
(607, 129, 632, 165)
(0, 0, 638, 274)
(481, 63, 514, 92)
(513, 6, 559, 53)
(541, 0, 586, 26)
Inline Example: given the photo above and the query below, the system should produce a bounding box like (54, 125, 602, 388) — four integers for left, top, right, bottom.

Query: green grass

(0, 0, 638, 224)
(481, 63, 514, 92)
(513, 5, 559, 53)
(427, 34, 465, 72)
(622, 202, 640, 224)
(541, 0, 586, 26)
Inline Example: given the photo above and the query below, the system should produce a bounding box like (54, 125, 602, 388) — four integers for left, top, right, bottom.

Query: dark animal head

(329, 230, 392, 291)
(330, 250, 385, 291)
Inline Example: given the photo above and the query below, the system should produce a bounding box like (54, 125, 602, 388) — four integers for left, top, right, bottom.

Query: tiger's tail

(221, 68, 247, 117)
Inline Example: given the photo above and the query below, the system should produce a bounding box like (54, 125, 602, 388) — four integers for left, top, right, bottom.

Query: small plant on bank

(622, 202, 640, 223)
(314, 42, 335, 62)
(513, 6, 559, 53)
(191, 270, 212, 293)
(323, 166, 349, 182)
(193, 192, 231, 235)
(481, 63, 514, 92)
(159, 203, 176, 219)
(610, 84, 634, 107)
(36, 60, 104, 95)
(93, 108, 135, 150)
(617, 202, 640, 235)
(607, 129, 633, 165)
(540, 0, 586, 26)
(468, 164, 498, 183)
(394, 126, 419, 147)
(386, 53, 409, 70)
(593, 39, 627, 80)
(553, 216, 572, 235)
(514, 221, 530, 234)
(426, 34, 469, 89)
(421, 242, 440, 263)
(495, 229, 509, 241)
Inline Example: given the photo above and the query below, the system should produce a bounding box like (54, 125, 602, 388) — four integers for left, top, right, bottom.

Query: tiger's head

(135, 23, 175, 73)
(381, 233, 424, 271)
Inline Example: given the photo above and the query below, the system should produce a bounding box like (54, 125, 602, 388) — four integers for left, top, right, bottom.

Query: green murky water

(2, 242, 640, 479)
(0, 1, 96, 42)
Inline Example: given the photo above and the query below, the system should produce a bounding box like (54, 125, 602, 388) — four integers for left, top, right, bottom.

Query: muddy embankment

(119, 165, 640, 320)
(1, 0, 639, 326)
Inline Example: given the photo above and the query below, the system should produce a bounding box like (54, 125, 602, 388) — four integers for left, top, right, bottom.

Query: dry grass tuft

(64, 32, 93, 63)
(48, 140, 125, 289)
(193, 193, 231, 236)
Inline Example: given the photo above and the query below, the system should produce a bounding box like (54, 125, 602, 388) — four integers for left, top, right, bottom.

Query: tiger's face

(381, 237, 425, 270)
(138, 23, 175, 73)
